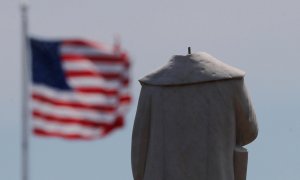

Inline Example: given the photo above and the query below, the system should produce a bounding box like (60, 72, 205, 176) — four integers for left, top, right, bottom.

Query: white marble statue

(132, 52, 258, 180)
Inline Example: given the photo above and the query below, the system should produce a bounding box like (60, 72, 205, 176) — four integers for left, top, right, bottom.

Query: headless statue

(132, 52, 258, 180)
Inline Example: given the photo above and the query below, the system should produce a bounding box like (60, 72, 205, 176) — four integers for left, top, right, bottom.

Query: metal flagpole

(20, 0, 30, 180)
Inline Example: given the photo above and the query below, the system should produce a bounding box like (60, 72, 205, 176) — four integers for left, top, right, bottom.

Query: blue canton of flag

(30, 38, 131, 140)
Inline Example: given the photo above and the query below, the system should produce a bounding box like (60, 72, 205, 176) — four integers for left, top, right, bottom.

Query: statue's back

(132, 52, 258, 180)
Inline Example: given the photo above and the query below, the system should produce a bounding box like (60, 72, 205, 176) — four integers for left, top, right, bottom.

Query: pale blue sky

(1, 0, 300, 180)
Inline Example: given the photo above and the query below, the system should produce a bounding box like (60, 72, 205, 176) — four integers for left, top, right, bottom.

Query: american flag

(30, 38, 131, 140)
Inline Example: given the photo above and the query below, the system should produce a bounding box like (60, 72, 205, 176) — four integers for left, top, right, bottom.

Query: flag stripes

(31, 38, 131, 139)
(33, 119, 104, 140)
(32, 94, 116, 112)
(63, 61, 126, 72)
(32, 85, 119, 104)
(62, 54, 126, 62)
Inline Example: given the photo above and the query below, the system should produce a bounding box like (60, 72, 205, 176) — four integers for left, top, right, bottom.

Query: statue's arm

(234, 79, 258, 146)
(131, 86, 152, 180)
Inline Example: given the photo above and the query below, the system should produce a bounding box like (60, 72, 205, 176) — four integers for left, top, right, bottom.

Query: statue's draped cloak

(132, 52, 258, 180)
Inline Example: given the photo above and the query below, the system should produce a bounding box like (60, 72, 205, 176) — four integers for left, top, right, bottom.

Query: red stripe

(32, 93, 116, 112)
(66, 74, 129, 85)
(66, 71, 130, 85)
(62, 40, 130, 65)
(63, 40, 106, 50)
(122, 79, 129, 86)
(32, 110, 112, 128)
(65, 70, 122, 79)
(74, 87, 119, 95)
(120, 95, 131, 103)
(62, 54, 126, 63)
(33, 128, 95, 140)
(33, 114, 124, 139)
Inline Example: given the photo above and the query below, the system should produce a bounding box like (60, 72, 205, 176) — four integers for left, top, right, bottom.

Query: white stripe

(121, 71, 130, 78)
(61, 45, 114, 56)
(31, 85, 119, 105)
(119, 87, 131, 95)
(31, 100, 117, 122)
(62, 61, 126, 73)
(67, 77, 122, 89)
(116, 103, 131, 115)
(33, 118, 103, 137)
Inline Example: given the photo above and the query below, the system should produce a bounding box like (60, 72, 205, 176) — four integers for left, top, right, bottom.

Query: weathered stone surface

(234, 146, 248, 180)
(132, 52, 258, 180)
(140, 52, 245, 86)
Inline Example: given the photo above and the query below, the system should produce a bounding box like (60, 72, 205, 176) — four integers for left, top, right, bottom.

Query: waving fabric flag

(30, 38, 131, 140)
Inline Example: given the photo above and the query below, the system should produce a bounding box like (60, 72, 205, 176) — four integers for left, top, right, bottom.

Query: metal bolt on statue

(131, 50, 258, 180)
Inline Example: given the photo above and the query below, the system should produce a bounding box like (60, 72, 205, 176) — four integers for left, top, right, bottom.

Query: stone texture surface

(132, 52, 258, 180)
(234, 146, 248, 180)
(140, 52, 245, 86)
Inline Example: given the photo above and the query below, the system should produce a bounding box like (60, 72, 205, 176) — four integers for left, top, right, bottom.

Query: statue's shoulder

(139, 52, 245, 86)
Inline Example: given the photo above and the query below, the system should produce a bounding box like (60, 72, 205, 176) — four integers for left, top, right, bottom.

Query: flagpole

(20, 0, 30, 180)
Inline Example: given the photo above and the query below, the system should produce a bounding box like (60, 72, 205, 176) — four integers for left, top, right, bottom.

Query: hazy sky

(1, 0, 300, 180)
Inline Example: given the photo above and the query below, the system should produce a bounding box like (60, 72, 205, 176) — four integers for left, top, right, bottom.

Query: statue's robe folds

(131, 52, 258, 180)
